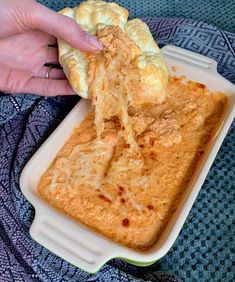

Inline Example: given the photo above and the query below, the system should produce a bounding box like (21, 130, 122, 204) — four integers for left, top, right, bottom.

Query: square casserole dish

(20, 45, 235, 273)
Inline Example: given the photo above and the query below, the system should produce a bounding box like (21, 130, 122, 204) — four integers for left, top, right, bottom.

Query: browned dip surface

(38, 77, 227, 250)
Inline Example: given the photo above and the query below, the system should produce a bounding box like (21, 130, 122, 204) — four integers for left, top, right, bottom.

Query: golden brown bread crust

(58, 1, 168, 103)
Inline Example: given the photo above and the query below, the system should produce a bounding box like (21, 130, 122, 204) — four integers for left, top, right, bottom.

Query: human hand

(0, 0, 102, 96)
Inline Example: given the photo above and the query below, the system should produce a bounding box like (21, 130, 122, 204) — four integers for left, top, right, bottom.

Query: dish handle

(30, 210, 115, 273)
(161, 45, 218, 74)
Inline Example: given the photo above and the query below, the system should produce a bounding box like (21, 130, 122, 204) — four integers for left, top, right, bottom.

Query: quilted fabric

(0, 13, 235, 282)
(38, 0, 235, 33)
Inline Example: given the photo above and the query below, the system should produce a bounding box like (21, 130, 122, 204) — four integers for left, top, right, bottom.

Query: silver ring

(45, 66, 53, 79)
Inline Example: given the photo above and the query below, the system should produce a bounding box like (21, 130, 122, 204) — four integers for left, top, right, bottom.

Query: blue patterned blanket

(0, 17, 234, 282)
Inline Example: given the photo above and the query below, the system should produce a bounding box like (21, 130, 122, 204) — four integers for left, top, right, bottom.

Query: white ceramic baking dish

(20, 45, 235, 273)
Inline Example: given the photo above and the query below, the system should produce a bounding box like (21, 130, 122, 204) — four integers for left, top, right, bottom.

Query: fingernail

(88, 35, 103, 50)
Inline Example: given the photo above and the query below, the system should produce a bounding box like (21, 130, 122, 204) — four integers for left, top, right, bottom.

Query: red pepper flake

(120, 198, 126, 203)
(150, 139, 155, 146)
(197, 82, 206, 89)
(122, 218, 129, 227)
(139, 144, 145, 148)
(147, 204, 154, 210)
(124, 143, 130, 148)
(98, 194, 111, 203)
(118, 186, 124, 192)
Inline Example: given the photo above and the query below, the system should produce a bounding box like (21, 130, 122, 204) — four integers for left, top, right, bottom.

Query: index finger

(31, 2, 103, 52)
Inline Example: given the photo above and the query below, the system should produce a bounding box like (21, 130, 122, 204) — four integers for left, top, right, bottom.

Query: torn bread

(58, 0, 168, 103)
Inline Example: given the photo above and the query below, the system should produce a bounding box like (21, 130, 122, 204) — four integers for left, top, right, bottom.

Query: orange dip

(38, 76, 227, 250)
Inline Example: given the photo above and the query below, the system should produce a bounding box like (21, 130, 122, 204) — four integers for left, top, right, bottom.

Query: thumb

(31, 2, 102, 52)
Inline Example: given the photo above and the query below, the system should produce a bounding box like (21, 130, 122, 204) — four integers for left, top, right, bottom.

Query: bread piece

(58, 0, 168, 103)
(125, 19, 168, 104)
